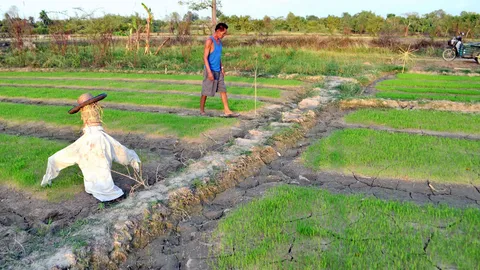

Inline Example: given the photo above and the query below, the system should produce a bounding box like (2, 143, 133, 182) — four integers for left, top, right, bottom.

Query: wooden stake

(154, 37, 171, 55)
(254, 57, 258, 116)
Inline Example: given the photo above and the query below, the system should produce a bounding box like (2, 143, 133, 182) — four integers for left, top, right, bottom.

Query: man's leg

(200, 95, 207, 115)
(220, 92, 233, 115)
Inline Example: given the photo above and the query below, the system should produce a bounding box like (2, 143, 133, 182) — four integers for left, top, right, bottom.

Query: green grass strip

(0, 86, 262, 112)
(214, 185, 480, 269)
(0, 102, 237, 138)
(376, 85, 480, 96)
(0, 71, 303, 86)
(345, 109, 480, 134)
(302, 129, 480, 184)
(375, 91, 480, 103)
(0, 78, 282, 98)
(398, 73, 480, 82)
(0, 133, 84, 202)
(378, 79, 480, 90)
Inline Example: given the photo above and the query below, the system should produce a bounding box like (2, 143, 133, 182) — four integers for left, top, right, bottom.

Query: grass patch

(335, 82, 362, 99)
(0, 133, 84, 202)
(397, 73, 480, 82)
(376, 85, 480, 96)
(0, 71, 302, 87)
(0, 102, 237, 138)
(0, 45, 396, 78)
(302, 129, 480, 184)
(0, 78, 282, 98)
(213, 185, 480, 269)
(375, 91, 480, 103)
(0, 87, 261, 112)
(378, 79, 480, 90)
(345, 109, 480, 134)
(375, 73, 480, 102)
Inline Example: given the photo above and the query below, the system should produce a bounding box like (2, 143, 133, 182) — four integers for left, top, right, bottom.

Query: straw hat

(68, 93, 107, 114)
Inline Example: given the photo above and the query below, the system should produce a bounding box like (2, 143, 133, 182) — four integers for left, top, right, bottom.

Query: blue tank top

(208, 36, 222, 72)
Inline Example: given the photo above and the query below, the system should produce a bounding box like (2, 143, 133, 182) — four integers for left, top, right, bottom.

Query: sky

(2, 0, 478, 20)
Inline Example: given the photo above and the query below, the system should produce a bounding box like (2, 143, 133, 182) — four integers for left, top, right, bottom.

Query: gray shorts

(201, 70, 227, 97)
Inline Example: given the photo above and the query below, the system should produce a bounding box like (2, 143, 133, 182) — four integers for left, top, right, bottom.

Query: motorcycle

(442, 35, 480, 64)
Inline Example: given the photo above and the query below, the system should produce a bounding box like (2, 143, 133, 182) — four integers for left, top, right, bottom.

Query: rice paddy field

(345, 109, 480, 134)
(2, 68, 480, 269)
(375, 73, 480, 102)
(0, 71, 301, 202)
(303, 73, 480, 185)
(206, 72, 480, 270)
(303, 128, 480, 184)
(213, 185, 480, 269)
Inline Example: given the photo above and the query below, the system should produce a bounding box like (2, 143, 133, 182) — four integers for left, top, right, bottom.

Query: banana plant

(142, 3, 153, 55)
(126, 15, 142, 52)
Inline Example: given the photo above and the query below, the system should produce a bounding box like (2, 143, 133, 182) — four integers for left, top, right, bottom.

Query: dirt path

(122, 105, 480, 270)
(414, 57, 480, 70)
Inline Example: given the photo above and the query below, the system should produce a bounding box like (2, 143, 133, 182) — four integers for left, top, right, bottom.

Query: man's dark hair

(215, 23, 228, 32)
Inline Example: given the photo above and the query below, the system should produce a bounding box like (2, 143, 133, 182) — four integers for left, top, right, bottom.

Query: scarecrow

(41, 93, 141, 202)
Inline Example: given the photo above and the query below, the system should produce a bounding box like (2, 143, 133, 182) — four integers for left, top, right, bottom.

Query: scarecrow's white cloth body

(41, 126, 141, 201)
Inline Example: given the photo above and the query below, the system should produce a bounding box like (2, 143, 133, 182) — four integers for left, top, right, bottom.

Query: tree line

(1, 6, 479, 39)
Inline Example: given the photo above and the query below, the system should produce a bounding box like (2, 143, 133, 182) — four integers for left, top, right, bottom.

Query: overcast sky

(2, 0, 477, 20)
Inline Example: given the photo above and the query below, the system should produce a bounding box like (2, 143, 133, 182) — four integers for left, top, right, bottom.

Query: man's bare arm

(203, 39, 214, 81)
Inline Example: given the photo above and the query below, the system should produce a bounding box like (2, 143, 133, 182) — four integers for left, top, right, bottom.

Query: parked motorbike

(443, 35, 480, 64)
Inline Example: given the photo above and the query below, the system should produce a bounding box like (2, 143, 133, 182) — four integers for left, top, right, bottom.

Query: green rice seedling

(0, 78, 282, 98)
(397, 73, 480, 82)
(0, 134, 84, 201)
(345, 109, 480, 134)
(0, 103, 237, 138)
(378, 79, 480, 90)
(212, 185, 480, 269)
(0, 71, 303, 87)
(376, 85, 480, 96)
(302, 129, 480, 184)
(0, 87, 261, 111)
(375, 91, 480, 103)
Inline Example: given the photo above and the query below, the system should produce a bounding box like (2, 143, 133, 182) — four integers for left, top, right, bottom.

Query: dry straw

(80, 103, 104, 126)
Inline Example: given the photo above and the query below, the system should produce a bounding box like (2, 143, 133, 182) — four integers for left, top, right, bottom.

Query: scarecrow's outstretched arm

(41, 144, 78, 187)
(111, 141, 141, 171)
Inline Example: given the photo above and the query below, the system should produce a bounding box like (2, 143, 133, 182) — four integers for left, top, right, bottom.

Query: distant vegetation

(0, 5, 478, 76)
(1, 5, 479, 38)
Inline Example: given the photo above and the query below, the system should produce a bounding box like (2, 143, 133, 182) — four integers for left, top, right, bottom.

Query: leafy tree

(39, 10, 52, 26)
(286, 12, 302, 32)
(168, 12, 181, 34)
(184, 11, 199, 22)
(365, 14, 384, 36)
(263, 16, 274, 35)
(459, 11, 480, 38)
(382, 13, 402, 36)
(341, 12, 353, 35)
(325, 15, 341, 35)
(178, 0, 221, 31)
(238, 15, 253, 34)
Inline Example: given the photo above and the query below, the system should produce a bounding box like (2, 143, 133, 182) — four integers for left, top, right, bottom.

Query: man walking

(200, 23, 239, 117)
